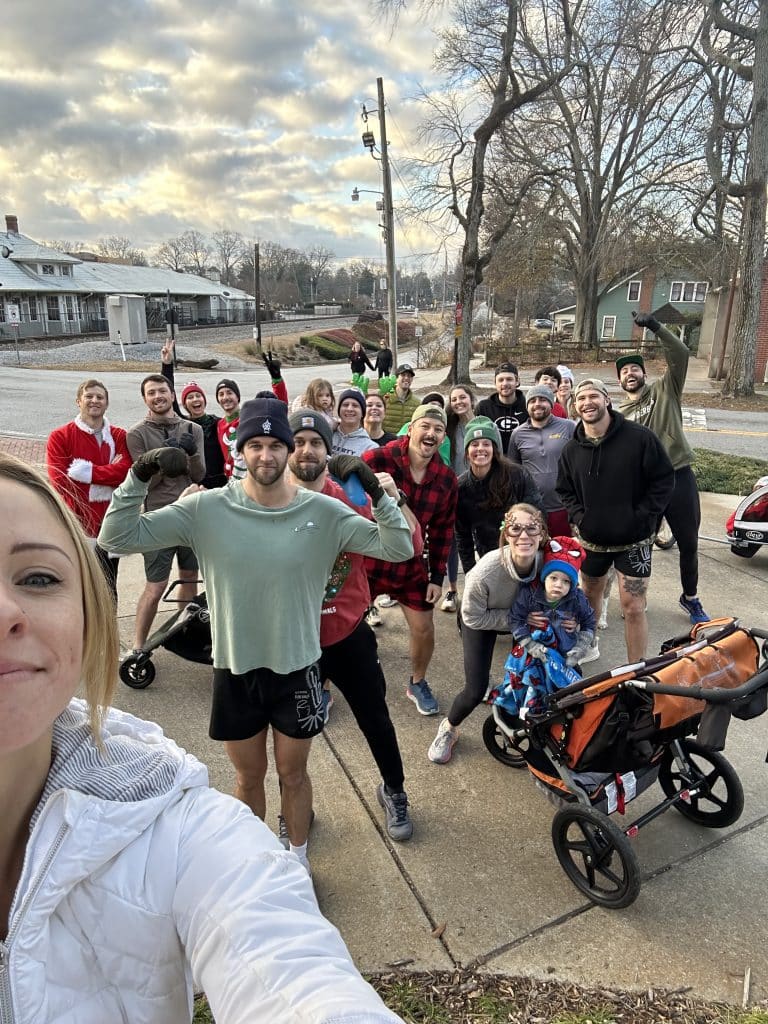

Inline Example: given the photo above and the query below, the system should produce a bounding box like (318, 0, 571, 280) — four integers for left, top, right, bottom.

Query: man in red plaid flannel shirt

(363, 404, 458, 716)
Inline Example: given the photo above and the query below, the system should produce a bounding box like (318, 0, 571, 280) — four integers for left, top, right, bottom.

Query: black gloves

(261, 349, 282, 380)
(163, 431, 197, 456)
(133, 447, 189, 483)
(632, 311, 661, 333)
(328, 455, 385, 506)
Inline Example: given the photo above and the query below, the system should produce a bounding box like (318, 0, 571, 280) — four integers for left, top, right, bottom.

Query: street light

(358, 79, 398, 365)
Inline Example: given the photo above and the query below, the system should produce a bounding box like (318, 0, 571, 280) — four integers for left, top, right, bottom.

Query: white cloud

(1, 0, 452, 268)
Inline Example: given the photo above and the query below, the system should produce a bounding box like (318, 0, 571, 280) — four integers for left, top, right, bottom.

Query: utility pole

(377, 77, 398, 367)
(253, 242, 262, 354)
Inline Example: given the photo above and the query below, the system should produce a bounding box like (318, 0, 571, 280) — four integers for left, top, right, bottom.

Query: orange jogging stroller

(483, 619, 768, 908)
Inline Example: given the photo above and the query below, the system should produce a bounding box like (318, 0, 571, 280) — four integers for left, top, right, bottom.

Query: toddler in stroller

(497, 537, 595, 718)
(484, 617, 768, 908)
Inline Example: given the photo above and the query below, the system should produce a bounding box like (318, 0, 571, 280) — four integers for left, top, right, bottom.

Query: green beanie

(463, 416, 502, 452)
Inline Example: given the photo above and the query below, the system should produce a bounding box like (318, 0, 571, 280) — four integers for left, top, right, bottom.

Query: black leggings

(319, 618, 405, 792)
(663, 465, 701, 596)
(447, 625, 508, 728)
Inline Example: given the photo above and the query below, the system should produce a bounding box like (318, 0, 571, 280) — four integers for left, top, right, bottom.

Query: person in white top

(0, 451, 404, 1024)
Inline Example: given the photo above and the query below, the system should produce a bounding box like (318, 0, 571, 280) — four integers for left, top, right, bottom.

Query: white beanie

(557, 364, 573, 384)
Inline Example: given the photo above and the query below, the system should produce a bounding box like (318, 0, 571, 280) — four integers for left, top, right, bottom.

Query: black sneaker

(376, 783, 414, 841)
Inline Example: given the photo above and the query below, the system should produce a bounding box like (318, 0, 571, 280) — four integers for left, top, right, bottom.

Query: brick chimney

(5, 214, 19, 234)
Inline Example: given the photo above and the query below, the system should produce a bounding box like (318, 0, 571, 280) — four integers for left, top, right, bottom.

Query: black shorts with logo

(582, 541, 653, 580)
(209, 662, 324, 741)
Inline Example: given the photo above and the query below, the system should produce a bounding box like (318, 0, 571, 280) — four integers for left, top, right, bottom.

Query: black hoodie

(555, 410, 674, 548)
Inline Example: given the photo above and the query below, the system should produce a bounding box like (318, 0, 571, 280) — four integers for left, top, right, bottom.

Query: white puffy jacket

(0, 701, 402, 1024)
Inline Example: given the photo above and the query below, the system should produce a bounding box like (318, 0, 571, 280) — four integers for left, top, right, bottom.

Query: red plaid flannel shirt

(363, 436, 457, 594)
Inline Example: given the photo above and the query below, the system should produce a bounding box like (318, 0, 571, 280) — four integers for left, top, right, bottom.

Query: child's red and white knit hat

(541, 536, 585, 588)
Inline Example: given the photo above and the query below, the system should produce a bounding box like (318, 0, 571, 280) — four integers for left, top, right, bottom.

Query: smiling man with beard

(100, 396, 412, 875)
(363, 404, 458, 716)
(556, 379, 674, 664)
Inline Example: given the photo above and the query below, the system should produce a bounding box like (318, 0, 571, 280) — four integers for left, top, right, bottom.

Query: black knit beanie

(216, 378, 241, 402)
(236, 397, 295, 451)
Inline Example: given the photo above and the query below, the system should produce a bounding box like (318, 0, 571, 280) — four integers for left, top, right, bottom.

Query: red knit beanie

(181, 382, 206, 407)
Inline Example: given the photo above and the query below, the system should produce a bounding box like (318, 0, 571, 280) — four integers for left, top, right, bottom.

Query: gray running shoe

(376, 784, 414, 841)
(277, 813, 289, 850)
(578, 640, 600, 665)
(365, 604, 382, 627)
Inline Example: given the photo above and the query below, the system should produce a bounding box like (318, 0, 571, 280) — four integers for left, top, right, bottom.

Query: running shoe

(376, 784, 414, 841)
(365, 604, 382, 628)
(321, 688, 334, 725)
(428, 717, 458, 764)
(406, 678, 439, 715)
(277, 810, 315, 850)
(440, 591, 458, 613)
(578, 640, 600, 665)
(680, 594, 710, 625)
(378, 595, 398, 608)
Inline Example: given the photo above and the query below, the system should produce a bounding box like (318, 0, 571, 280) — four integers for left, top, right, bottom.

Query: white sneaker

(440, 591, 458, 613)
(378, 595, 398, 608)
(366, 605, 382, 627)
(427, 717, 458, 763)
(578, 640, 600, 665)
(597, 606, 608, 630)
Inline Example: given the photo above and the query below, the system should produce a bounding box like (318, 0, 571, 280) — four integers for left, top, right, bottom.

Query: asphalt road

(3, 360, 768, 461)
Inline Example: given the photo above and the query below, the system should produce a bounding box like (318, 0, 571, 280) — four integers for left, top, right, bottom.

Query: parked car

(533, 318, 553, 329)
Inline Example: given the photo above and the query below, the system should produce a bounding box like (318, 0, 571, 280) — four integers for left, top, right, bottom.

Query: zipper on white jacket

(0, 822, 70, 1024)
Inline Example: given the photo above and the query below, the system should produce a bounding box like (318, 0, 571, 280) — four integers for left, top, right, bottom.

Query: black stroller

(483, 618, 768, 908)
(119, 581, 212, 689)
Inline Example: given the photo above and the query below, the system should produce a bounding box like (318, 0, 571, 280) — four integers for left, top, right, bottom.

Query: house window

(0, 298, 5, 322)
(627, 281, 641, 302)
(671, 280, 708, 303)
(601, 315, 616, 339)
(64, 296, 78, 321)
(41, 264, 55, 275)
(61, 264, 72, 277)
(25, 298, 39, 321)
(46, 296, 61, 321)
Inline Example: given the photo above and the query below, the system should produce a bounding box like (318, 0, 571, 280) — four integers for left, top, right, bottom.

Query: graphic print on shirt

(323, 553, 353, 602)
(627, 542, 652, 576)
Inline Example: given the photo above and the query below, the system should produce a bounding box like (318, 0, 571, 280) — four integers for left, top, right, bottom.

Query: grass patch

(692, 448, 768, 495)
(193, 996, 214, 1022)
(551, 1011, 616, 1024)
(299, 334, 349, 359)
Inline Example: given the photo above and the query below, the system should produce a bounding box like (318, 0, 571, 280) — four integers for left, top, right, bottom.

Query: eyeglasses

(505, 523, 541, 536)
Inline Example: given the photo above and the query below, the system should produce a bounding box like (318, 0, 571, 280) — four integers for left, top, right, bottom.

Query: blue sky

(0, 0, 449, 270)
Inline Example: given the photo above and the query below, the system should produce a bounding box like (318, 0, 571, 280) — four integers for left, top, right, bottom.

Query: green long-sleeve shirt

(99, 473, 413, 674)
(617, 323, 694, 470)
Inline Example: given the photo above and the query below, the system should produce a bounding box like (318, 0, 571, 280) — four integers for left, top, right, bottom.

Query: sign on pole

(6, 303, 20, 325)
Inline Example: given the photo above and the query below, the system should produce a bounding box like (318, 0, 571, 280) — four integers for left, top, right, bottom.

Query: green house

(552, 268, 708, 348)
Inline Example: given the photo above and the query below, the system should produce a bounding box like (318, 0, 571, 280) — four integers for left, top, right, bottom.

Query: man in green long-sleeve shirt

(617, 311, 709, 626)
(100, 396, 412, 873)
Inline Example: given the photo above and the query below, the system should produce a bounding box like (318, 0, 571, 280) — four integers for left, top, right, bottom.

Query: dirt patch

(368, 970, 765, 1024)
(681, 391, 768, 412)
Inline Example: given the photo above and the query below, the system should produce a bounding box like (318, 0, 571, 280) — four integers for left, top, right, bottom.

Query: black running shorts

(209, 662, 324, 741)
(582, 541, 653, 580)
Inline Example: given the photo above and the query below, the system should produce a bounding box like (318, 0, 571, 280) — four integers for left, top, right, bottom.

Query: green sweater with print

(617, 323, 694, 470)
(100, 473, 413, 674)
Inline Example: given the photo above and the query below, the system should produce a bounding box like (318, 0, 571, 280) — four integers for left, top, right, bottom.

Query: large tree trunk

(723, 4, 768, 397)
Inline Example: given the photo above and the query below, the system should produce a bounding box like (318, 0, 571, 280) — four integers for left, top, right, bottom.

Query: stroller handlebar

(630, 665, 768, 704)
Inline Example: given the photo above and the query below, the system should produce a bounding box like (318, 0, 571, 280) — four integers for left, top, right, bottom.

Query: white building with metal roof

(0, 214, 255, 339)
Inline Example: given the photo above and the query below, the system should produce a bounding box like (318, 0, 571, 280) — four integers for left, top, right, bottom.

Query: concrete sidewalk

(105, 491, 768, 1007)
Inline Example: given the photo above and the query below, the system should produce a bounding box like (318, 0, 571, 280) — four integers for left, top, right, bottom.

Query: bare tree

(699, 0, 766, 396)
(400, 0, 575, 381)
(97, 235, 147, 265)
(494, 0, 710, 350)
(153, 235, 189, 272)
(183, 230, 212, 275)
(211, 229, 247, 286)
(305, 245, 335, 303)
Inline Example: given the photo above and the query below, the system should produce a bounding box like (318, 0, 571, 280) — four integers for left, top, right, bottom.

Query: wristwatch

(396, 489, 408, 508)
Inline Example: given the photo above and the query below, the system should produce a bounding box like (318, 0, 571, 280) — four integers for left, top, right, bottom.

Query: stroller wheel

(552, 805, 640, 909)
(119, 655, 157, 689)
(658, 739, 744, 828)
(481, 713, 527, 768)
